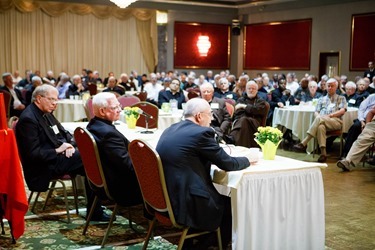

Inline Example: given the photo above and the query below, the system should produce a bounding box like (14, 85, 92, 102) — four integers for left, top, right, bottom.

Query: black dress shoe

(317, 155, 327, 163)
(293, 143, 307, 153)
(90, 212, 115, 222)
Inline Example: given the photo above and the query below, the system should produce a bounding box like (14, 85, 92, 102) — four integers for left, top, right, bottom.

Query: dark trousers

(343, 119, 362, 156)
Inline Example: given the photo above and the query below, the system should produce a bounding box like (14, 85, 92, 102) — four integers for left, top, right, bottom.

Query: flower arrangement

(254, 126, 283, 145)
(123, 106, 140, 119)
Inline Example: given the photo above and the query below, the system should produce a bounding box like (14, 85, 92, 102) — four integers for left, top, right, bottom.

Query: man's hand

(235, 103, 247, 110)
(55, 142, 75, 158)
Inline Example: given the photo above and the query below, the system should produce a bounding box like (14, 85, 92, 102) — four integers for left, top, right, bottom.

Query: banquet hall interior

(0, 0, 375, 249)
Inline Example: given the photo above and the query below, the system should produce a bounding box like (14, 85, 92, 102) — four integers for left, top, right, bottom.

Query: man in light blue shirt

(56, 73, 71, 99)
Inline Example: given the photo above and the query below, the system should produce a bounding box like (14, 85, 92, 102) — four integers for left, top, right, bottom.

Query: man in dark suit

(156, 98, 250, 247)
(1, 72, 26, 117)
(86, 92, 143, 207)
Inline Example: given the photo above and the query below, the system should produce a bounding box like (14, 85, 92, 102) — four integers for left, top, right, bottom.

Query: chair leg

(83, 195, 98, 235)
(216, 227, 223, 250)
(142, 218, 156, 250)
(101, 204, 118, 248)
(31, 192, 41, 213)
(42, 181, 57, 211)
(71, 177, 79, 215)
(56, 180, 71, 223)
(177, 228, 189, 250)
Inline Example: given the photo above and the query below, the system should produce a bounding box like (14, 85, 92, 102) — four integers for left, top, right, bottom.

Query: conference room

(1, 0, 374, 249)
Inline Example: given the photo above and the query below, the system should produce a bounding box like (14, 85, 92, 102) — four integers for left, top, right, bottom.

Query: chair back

(131, 101, 159, 129)
(0, 90, 11, 119)
(133, 91, 147, 101)
(74, 127, 113, 200)
(8, 116, 19, 130)
(84, 97, 95, 120)
(261, 102, 270, 126)
(128, 139, 177, 226)
(88, 84, 97, 96)
(225, 102, 234, 118)
(118, 95, 140, 108)
(187, 91, 200, 100)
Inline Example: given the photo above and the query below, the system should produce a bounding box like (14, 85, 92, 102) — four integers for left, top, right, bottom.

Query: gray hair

(308, 81, 318, 88)
(31, 76, 42, 83)
(72, 74, 81, 81)
(219, 78, 228, 85)
(92, 92, 116, 110)
(31, 84, 58, 102)
(321, 75, 329, 81)
(183, 98, 210, 118)
(345, 81, 356, 89)
(2, 72, 11, 80)
(326, 78, 338, 87)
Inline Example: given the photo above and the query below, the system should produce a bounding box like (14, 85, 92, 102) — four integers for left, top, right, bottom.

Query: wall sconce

(110, 0, 137, 8)
(156, 11, 168, 25)
(196, 36, 211, 57)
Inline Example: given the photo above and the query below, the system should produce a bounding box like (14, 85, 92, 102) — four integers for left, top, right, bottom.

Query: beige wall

(166, 0, 375, 81)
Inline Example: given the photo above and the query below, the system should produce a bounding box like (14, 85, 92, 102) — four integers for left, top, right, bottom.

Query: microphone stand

(141, 115, 154, 134)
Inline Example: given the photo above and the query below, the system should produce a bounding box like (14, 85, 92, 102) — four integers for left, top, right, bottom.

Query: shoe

(293, 143, 307, 153)
(89, 212, 115, 222)
(366, 158, 375, 166)
(317, 155, 327, 163)
(337, 160, 351, 172)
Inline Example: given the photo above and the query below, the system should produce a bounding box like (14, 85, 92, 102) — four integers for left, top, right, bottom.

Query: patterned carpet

(0, 192, 178, 249)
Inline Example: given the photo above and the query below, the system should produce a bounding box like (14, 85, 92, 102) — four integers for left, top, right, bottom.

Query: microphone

(137, 109, 153, 119)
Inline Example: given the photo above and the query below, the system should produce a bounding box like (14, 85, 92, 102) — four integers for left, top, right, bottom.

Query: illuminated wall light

(110, 0, 137, 8)
(156, 11, 168, 25)
(196, 36, 211, 57)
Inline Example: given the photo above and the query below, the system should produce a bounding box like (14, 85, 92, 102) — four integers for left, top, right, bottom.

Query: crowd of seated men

(2, 62, 375, 161)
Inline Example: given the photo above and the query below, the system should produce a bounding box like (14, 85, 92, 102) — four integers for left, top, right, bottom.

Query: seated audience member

(179, 71, 188, 88)
(286, 72, 299, 96)
(42, 70, 56, 85)
(342, 81, 361, 108)
(25, 76, 42, 106)
(318, 75, 328, 96)
(364, 61, 374, 80)
(363, 77, 375, 94)
(205, 70, 214, 84)
(294, 78, 309, 104)
(56, 73, 71, 99)
(158, 78, 186, 109)
(17, 70, 32, 89)
(369, 76, 375, 91)
(119, 73, 136, 91)
(1, 72, 26, 117)
(182, 74, 198, 91)
(230, 80, 268, 148)
(233, 74, 249, 98)
(87, 92, 143, 207)
(214, 78, 238, 102)
(254, 77, 269, 101)
(156, 98, 250, 248)
(15, 84, 105, 220)
(103, 76, 125, 96)
(356, 78, 370, 101)
(143, 73, 163, 105)
(12, 70, 22, 85)
(92, 71, 102, 84)
(227, 74, 236, 91)
(162, 77, 172, 90)
(342, 94, 375, 157)
(195, 74, 207, 87)
(103, 72, 114, 87)
(293, 78, 347, 162)
(299, 81, 322, 104)
(337, 105, 375, 171)
(200, 82, 232, 141)
(66, 74, 85, 99)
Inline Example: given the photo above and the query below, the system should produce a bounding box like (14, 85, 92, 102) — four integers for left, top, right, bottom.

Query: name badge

(349, 99, 356, 104)
(328, 103, 335, 108)
(226, 94, 233, 99)
(211, 103, 219, 109)
(51, 125, 59, 134)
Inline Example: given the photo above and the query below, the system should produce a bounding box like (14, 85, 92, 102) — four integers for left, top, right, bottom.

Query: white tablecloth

(212, 149, 327, 250)
(54, 99, 87, 122)
(272, 105, 358, 152)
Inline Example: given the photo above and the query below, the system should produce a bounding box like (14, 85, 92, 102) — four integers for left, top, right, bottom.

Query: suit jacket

(87, 117, 142, 206)
(15, 103, 74, 191)
(210, 97, 231, 135)
(0, 86, 25, 117)
(156, 120, 249, 231)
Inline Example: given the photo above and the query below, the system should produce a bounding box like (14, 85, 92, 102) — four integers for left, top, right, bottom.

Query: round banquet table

(54, 99, 87, 122)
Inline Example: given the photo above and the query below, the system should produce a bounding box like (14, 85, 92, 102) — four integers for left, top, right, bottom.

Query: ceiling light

(110, 0, 137, 8)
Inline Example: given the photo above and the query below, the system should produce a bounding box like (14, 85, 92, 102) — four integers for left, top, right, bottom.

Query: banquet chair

(88, 84, 98, 96)
(0, 91, 11, 119)
(84, 97, 95, 120)
(74, 127, 137, 248)
(133, 91, 147, 101)
(261, 102, 271, 126)
(128, 139, 223, 250)
(27, 174, 79, 224)
(131, 102, 159, 129)
(225, 102, 234, 118)
(313, 129, 343, 158)
(118, 95, 140, 108)
(187, 91, 200, 100)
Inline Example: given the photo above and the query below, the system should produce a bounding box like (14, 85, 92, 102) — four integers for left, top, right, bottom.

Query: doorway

(319, 51, 341, 79)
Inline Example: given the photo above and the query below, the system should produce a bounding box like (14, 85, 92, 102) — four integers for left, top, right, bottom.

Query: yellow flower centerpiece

(254, 126, 283, 160)
(123, 106, 140, 129)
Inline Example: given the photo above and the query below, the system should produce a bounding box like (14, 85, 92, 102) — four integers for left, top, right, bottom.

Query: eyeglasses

(41, 96, 58, 103)
(107, 104, 122, 111)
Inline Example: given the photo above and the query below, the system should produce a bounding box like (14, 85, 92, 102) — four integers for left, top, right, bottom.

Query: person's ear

(98, 107, 106, 117)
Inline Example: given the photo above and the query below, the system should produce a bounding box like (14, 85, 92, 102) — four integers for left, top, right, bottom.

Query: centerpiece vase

(256, 139, 281, 160)
(125, 116, 138, 129)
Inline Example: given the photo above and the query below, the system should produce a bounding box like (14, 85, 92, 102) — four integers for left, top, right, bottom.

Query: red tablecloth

(0, 128, 28, 239)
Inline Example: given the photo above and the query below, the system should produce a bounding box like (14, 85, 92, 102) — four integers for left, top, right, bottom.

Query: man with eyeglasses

(156, 98, 250, 248)
(86, 92, 143, 210)
(15, 84, 106, 221)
